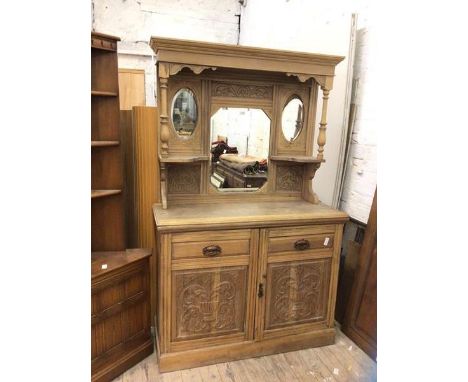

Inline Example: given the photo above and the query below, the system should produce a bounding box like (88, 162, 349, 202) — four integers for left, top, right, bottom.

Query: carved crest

(212, 82, 273, 99)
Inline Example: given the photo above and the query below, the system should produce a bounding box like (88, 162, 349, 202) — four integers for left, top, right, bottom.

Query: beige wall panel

(119, 69, 146, 110)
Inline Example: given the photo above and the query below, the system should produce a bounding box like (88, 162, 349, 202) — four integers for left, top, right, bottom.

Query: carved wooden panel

(276, 165, 303, 192)
(167, 164, 201, 194)
(212, 82, 273, 99)
(172, 266, 248, 341)
(264, 258, 331, 330)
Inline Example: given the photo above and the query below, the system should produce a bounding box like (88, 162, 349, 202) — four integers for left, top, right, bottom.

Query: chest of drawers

(91, 249, 153, 382)
(153, 201, 348, 372)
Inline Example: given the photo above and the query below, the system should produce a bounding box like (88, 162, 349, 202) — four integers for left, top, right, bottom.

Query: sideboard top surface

(153, 201, 348, 232)
(91, 248, 152, 279)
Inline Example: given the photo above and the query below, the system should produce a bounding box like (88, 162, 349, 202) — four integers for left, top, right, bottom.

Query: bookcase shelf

(91, 140, 119, 147)
(91, 189, 122, 199)
(91, 32, 125, 251)
(91, 90, 118, 97)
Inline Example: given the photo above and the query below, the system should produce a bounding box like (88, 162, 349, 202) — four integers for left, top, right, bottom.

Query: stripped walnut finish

(173, 267, 247, 341)
(167, 164, 201, 194)
(154, 201, 348, 371)
(276, 164, 303, 192)
(150, 37, 344, 209)
(212, 82, 273, 99)
(265, 259, 331, 330)
(150, 36, 348, 373)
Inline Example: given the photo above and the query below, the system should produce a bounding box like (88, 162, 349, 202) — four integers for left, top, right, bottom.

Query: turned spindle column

(317, 87, 330, 161)
(159, 63, 170, 157)
(158, 63, 170, 208)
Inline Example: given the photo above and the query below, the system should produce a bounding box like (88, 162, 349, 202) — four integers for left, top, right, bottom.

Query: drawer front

(172, 229, 251, 260)
(92, 261, 148, 316)
(267, 225, 335, 255)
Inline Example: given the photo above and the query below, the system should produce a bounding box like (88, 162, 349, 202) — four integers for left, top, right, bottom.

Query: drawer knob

(294, 239, 310, 251)
(202, 245, 222, 257)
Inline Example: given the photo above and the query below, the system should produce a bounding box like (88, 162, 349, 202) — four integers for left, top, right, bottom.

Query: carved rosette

(167, 164, 201, 194)
(212, 82, 273, 99)
(276, 165, 303, 192)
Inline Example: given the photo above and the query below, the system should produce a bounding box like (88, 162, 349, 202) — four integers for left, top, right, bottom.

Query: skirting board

(157, 328, 336, 372)
(92, 339, 153, 382)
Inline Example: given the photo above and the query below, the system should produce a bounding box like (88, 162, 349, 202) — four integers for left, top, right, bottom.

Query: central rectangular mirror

(210, 107, 270, 191)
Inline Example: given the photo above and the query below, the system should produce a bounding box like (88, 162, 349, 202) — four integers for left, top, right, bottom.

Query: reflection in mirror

(281, 97, 304, 142)
(210, 108, 270, 192)
(171, 88, 198, 137)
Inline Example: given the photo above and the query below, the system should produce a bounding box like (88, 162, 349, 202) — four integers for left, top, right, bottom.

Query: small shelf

(91, 140, 120, 147)
(270, 155, 325, 164)
(91, 189, 122, 199)
(159, 155, 210, 163)
(91, 90, 118, 97)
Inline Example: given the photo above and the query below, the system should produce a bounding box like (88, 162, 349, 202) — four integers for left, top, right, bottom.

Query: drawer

(171, 229, 251, 260)
(267, 225, 335, 254)
(92, 264, 148, 316)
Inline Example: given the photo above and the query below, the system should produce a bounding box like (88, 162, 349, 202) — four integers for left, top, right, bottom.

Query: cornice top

(150, 36, 344, 76)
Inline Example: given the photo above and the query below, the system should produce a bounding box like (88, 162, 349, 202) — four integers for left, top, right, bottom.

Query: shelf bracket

(302, 162, 321, 204)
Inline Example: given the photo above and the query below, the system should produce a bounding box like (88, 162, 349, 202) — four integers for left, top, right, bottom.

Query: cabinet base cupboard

(153, 201, 348, 372)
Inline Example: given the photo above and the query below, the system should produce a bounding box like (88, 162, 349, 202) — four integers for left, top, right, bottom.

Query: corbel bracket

(302, 162, 322, 204)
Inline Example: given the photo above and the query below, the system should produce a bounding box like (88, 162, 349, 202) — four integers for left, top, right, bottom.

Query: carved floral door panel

(171, 265, 250, 344)
(261, 258, 332, 337)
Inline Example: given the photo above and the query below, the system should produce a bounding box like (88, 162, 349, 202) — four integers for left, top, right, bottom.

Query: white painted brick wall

(339, 25, 377, 223)
(238, 1, 353, 206)
(92, 0, 241, 105)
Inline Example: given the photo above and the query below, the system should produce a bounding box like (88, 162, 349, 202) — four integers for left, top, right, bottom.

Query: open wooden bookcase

(91, 32, 125, 251)
(91, 32, 153, 382)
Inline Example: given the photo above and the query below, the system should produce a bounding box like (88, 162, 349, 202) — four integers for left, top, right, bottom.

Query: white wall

(92, 0, 242, 105)
(339, 12, 377, 223)
(239, 0, 354, 206)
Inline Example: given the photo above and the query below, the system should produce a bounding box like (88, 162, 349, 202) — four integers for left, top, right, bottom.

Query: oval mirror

(281, 97, 304, 142)
(171, 88, 198, 137)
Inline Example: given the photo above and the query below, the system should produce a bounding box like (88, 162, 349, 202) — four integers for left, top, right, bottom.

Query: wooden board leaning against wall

(120, 106, 160, 327)
(118, 68, 160, 328)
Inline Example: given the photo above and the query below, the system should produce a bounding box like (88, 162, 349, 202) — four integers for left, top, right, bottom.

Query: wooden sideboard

(149, 37, 348, 372)
(153, 201, 348, 371)
(91, 249, 153, 382)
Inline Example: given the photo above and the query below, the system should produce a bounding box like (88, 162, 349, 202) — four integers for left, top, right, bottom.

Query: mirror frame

(170, 87, 199, 139)
(281, 94, 304, 143)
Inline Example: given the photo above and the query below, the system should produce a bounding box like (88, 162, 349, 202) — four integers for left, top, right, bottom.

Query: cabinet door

(263, 258, 331, 335)
(257, 226, 341, 340)
(165, 230, 258, 353)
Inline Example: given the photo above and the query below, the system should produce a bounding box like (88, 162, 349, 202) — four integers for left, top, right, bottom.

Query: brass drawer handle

(202, 245, 222, 257)
(294, 239, 310, 251)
